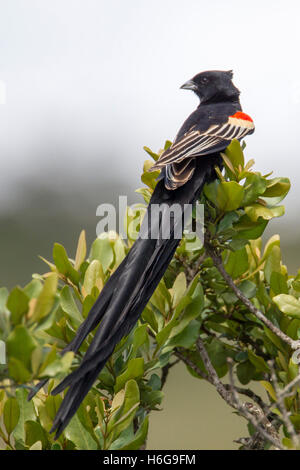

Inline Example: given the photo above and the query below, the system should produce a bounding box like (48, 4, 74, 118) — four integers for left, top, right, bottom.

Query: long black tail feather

(27, 251, 127, 400)
(42, 156, 220, 437)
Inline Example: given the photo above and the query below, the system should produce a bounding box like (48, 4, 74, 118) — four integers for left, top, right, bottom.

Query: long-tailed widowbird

(29, 70, 255, 438)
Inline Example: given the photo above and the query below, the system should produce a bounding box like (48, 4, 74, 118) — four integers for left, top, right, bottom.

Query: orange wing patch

(228, 111, 254, 131)
(230, 111, 253, 122)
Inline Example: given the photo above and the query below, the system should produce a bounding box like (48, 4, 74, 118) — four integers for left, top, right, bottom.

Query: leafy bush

(0, 140, 299, 450)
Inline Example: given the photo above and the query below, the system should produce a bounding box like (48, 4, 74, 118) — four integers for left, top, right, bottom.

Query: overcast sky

(0, 0, 299, 222)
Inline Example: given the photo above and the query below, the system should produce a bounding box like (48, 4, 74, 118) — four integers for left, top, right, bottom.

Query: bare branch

(196, 338, 235, 405)
(174, 349, 208, 381)
(223, 384, 269, 413)
(176, 339, 284, 449)
(161, 359, 180, 389)
(268, 361, 299, 448)
(227, 358, 283, 450)
(206, 244, 300, 351)
(276, 372, 300, 400)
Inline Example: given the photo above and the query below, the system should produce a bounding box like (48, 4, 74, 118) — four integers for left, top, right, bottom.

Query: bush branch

(205, 244, 300, 351)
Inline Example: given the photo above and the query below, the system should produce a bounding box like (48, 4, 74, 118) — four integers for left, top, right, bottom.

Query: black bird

(32, 70, 255, 437)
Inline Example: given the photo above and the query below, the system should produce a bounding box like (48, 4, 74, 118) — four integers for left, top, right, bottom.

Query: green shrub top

(0, 140, 299, 450)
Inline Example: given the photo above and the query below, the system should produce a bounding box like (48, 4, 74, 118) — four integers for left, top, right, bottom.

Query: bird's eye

(201, 77, 209, 85)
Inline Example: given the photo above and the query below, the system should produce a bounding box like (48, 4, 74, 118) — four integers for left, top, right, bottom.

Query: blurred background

(0, 0, 299, 449)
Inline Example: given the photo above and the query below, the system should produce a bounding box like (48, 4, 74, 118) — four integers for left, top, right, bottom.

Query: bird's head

(180, 70, 240, 103)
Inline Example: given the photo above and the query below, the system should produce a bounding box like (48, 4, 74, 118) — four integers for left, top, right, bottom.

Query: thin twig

(268, 361, 299, 448)
(176, 346, 270, 415)
(196, 338, 234, 405)
(174, 349, 209, 381)
(161, 359, 180, 389)
(227, 358, 283, 450)
(197, 337, 282, 449)
(206, 244, 300, 351)
(223, 384, 269, 413)
(177, 339, 283, 449)
(276, 372, 300, 400)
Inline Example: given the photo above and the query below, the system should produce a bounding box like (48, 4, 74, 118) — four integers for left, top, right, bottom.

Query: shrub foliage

(0, 140, 299, 450)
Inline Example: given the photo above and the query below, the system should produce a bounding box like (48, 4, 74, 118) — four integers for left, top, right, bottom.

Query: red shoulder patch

(230, 111, 253, 122)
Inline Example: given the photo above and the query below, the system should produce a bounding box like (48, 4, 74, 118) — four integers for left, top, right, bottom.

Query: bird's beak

(180, 79, 197, 91)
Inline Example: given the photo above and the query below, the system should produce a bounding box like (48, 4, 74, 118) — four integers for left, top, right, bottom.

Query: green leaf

(242, 173, 267, 205)
(164, 140, 172, 150)
(141, 162, 159, 190)
(74, 230, 87, 270)
(90, 235, 114, 272)
(262, 235, 281, 260)
(204, 180, 219, 207)
(248, 350, 270, 373)
(143, 146, 159, 161)
(142, 306, 159, 333)
(108, 423, 134, 450)
(263, 177, 290, 198)
(235, 351, 248, 362)
(239, 280, 257, 299)
(41, 351, 74, 378)
(264, 245, 281, 284)
(234, 214, 268, 240)
(225, 247, 248, 279)
(155, 309, 183, 347)
(260, 381, 277, 401)
(30, 273, 58, 323)
(170, 272, 187, 307)
(60, 286, 82, 324)
(115, 358, 144, 393)
(53, 243, 80, 285)
(25, 420, 48, 449)
(4, 397, 20, 435)
(150, 279, 171, 314)
(135, 187, 151, 204)
(292, 277, 300, 292)
(107, 380, 140, 441)
(217, 211, 239, 233)
(165, 320, 200, 350)
(31, 346, 43, 375)
(82, 293, 97, 318)
(290, 415, 300, 432)
(120, 416, 149, 450)
(130, 324, 148, 359)
(141, 388, 164, 408)
(237, 361, 256, 385)
(169, 283, 204, 338)
(245, 204, 285, 222)
(83, 259, 103, 295)
(286, 320, 300, 343)
(8, 358, 31, 383)
(95, 396, 106, 424)
(38, 345, 57, 375)
(288, 358, 298, 381)
(206, 339, 229, 370)
(270, 272, 288, 295)
(6, 287, 29, 325)
(24, 280, 43, 299)
(6, 325, 37, 369)
(44, 394, 63, 421)
(113, 237, 126, 268)
(225, 139, 244, 169)
(29, 441, 42, 450)
(273, 294, 300, 319)
(282, 437, 294, 449)
(217, 182, 244, 212)
(13, 388, 36, 444)
(64, 411, 98, 450)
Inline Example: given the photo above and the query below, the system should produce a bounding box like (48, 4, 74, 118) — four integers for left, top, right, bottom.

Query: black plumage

(29, 70, 254, 438)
